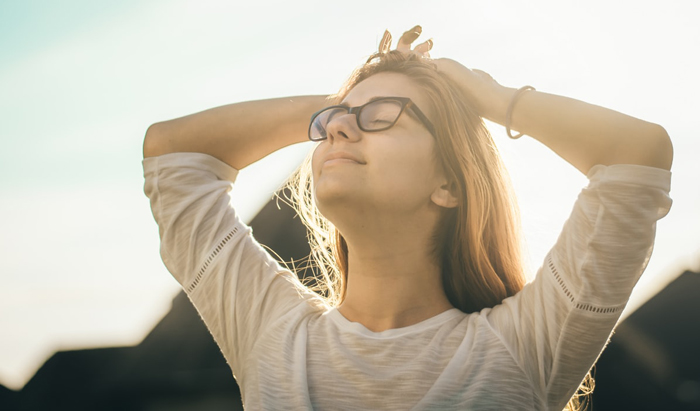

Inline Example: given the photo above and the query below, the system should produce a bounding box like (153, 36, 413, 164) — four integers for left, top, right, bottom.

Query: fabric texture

(143, 152, 672, 410)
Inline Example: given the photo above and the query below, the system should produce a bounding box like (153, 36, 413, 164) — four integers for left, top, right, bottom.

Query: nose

(325, 112, 362, 143)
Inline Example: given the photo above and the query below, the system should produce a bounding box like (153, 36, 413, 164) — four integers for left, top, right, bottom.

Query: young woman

(142, 27, 673, 410)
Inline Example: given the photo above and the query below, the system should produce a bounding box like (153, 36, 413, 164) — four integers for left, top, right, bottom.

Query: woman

(142, 27, 673, 410)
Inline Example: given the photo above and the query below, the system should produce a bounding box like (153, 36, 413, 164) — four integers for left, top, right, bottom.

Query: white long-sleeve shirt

(143, 152, 672, 410)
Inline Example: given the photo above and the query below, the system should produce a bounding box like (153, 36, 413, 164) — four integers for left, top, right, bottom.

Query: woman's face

(311, 72, 447, 220)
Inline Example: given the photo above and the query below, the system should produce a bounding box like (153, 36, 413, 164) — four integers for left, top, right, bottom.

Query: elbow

(648, 124, 674, 171)
(143, 122, 167, 159)
(610, 123, 674, 171)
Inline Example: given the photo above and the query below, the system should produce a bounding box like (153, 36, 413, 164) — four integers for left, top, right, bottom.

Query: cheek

(385, 142, 438, 180)
(370, 148, 440, 203)
(311, 143, 325, 181)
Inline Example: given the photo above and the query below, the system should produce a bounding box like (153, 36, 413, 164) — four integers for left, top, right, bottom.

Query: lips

(323, 151, 366, 165)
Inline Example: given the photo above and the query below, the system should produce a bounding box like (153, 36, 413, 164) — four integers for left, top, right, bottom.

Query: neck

(334, 208, 454, 333)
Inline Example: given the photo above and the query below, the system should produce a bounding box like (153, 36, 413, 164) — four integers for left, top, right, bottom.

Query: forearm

(485, 87, 673, 174)
(143, 95, 329, 169)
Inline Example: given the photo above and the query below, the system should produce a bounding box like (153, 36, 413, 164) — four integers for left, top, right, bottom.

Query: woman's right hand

(391, 25, 433, 58)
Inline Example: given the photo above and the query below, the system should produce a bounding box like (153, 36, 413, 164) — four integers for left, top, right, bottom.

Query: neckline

(326, 307, 464, 339)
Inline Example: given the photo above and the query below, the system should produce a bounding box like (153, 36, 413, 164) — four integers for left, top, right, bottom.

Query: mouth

(323, 158, 361, 167)
(323, 151, 365, 166)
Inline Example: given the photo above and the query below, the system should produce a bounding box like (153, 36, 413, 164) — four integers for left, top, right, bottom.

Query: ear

(430, 181, 459, 208)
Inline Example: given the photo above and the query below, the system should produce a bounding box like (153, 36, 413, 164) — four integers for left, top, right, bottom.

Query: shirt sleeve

(143, 152, 321, 379)
(483, 163, 672, 410)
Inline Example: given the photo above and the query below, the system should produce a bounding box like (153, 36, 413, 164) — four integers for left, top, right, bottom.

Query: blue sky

(1, 0, 698, 390)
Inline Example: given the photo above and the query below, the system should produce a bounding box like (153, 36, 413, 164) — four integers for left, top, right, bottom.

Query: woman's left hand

(432, 58, 512, 122)
(383, 26, 512, 122)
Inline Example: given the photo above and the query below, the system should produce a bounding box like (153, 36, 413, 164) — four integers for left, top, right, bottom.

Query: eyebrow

(339, 96, 393, 108)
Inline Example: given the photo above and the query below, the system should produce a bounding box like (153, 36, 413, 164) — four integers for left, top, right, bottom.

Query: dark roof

(591, 270, 700, 410)
(14, 192, 309, 411)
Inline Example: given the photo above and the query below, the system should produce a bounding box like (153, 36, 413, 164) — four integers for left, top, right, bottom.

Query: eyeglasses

(308, 97, 436, 141)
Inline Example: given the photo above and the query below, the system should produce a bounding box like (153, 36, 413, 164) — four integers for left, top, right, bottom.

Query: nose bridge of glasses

(329, 106, 358, 130)
(347, 106, 362, 117)
(331, 106, 362, 129)
(319, 106, 359, 141)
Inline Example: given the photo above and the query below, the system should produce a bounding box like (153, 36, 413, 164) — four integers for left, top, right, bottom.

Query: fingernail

(413, 25, 422, 33)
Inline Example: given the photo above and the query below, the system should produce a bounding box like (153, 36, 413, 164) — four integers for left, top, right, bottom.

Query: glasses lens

(359, 99, 403, 131)
(310, 107, 347, 141)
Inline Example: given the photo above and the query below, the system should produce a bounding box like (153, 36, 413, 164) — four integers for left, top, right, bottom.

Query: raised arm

(143, 95, 329, 169)
(142, 95, 332, 374)
(437, 59, 675, 409)
(434, 58, 674, 174)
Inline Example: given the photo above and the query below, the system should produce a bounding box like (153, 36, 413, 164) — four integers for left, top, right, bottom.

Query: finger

(413, 39, 433, 54)
(378, 30, 392, 54)
(397, 25, 422, 51)
(409, 50, 431, 59)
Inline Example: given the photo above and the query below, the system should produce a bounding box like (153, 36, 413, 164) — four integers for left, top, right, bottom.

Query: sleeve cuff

(587, 163, 671, 192)
(142, 152, 240, 183)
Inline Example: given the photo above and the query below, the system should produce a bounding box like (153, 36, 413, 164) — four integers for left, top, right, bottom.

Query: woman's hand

(432, 58, 512, 123)
(384, 26, 512, 122)
(382, 27, 672, 172)
(380, 25, 433, 57)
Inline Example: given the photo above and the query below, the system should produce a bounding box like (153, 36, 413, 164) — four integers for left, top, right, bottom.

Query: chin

(314, 184, 348, 212)
(314, 182, 363, 222)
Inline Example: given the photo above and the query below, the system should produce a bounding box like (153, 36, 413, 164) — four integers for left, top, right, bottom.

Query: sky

(1, 0, 699, 390)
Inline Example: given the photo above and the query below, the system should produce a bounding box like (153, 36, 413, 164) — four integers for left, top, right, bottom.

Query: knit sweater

(143, 152, 672, 410)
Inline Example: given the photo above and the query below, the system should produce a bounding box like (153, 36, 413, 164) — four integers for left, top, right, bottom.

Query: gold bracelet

(505, 85, 535, 139)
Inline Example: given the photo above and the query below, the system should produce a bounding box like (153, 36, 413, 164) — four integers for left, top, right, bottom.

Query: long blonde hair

(285, 51, 593, 410)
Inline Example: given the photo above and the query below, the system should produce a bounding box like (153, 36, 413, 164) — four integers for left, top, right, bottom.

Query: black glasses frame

(308, 96, 436, 141)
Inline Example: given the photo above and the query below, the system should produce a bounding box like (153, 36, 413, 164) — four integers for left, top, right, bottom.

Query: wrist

(480, 86, 517, 125)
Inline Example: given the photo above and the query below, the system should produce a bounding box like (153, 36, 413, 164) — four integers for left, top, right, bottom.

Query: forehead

(342, 72, 431, 113)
